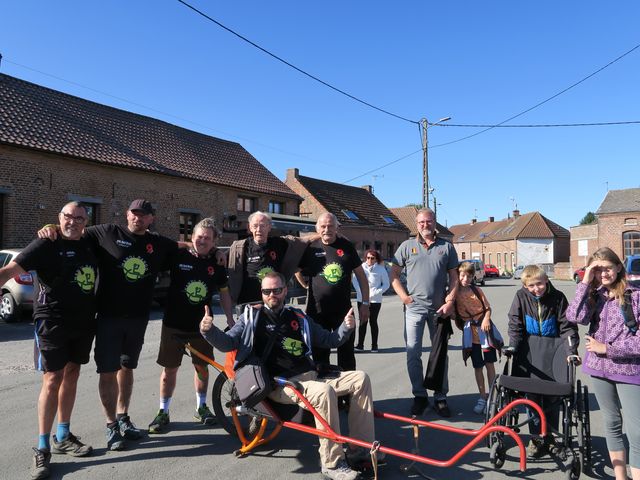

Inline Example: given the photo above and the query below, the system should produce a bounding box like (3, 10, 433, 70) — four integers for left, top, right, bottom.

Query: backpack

(621, 291, 638, 335)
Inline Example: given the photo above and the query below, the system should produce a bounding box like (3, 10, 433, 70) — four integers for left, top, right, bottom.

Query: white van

(460, 259, 485, 286)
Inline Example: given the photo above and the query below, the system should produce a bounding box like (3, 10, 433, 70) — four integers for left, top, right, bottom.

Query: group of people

(1, 203, 638, 480)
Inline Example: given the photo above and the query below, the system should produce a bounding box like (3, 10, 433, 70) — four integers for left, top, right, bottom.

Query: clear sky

(2, 1, 639, 229)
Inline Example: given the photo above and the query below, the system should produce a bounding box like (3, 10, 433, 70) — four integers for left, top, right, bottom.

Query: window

(179, 213, 199, 241)
(237, 196, 255, 212)
(387, 243, 395, 259)
(342, 209, 359, 220)
(488, 253, 491, 264)
(461, 252, 466, 260)
(268, 201, 285, 214)
(497, 254, 501, 268)
(374, 241, 382, 252)
(623, 231, 640, 257)
(0, 193, 4, 247)
(82, 203, 99, 226)
(624, 218, 638, 226)
(381, 215, 395, 224)
(362, 241, 370, 252)
(504, 253, 508, 269)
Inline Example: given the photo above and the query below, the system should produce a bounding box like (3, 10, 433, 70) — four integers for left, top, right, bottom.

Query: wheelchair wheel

(576, 381, 592, 473)
(490, 439, 506, 469)
(566, 457, 581, 480)
(485, 377, 502, 448)
(211, 371, 239, 435)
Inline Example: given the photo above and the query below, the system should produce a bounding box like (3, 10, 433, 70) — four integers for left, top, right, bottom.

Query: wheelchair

(484, 337, 592, 480)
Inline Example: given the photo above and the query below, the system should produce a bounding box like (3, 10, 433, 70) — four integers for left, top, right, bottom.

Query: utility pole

(421, 117, 450, 209)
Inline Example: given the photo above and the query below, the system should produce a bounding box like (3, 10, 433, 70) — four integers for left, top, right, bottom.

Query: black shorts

(94, 315, 148, 373)
(470, 343, 497, 369)
(157, 324, 213, 368)
(33, 319, 95, 372)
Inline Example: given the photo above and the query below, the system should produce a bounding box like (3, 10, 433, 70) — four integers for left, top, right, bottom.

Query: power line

(176, 0, 418, 125)
(441, 121, 640, 128)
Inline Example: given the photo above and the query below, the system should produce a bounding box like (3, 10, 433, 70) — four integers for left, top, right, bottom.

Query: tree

(579, 212, 597, 225)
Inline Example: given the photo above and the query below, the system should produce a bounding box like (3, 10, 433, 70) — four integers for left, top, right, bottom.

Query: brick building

(389, 205, 454, 243)
(570, 188, 640, 269)
(284, 168, 409, 259)
(0, 73, 301, 248)
(449, 210, 570, 275)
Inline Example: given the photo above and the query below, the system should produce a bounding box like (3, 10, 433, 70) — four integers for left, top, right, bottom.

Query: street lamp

(421, 116, 451, 208)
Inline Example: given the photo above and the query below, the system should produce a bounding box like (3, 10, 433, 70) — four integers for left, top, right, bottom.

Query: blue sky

(2, 1, 639, 229)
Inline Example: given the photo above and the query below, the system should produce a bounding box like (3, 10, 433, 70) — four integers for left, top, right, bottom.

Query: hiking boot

(148, 410, 170, 434)
(106, 423, 125, 451)
(118, 415, 143, 440)
(410, 396, 430, 416)
(527, 437, 548, 458)
(321, 459, 360, 480)
(51, 432, 93, 457)
(31, 448, 51, 480)
(194, 405, 216, 425)
(434, 399, 452, 418)
(473, 397, 487, 415)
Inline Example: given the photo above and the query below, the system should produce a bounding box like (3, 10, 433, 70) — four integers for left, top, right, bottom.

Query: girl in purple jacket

(567, 247, 640, 480)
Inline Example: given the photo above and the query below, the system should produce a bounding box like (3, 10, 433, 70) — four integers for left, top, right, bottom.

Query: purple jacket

(566, 282, 640, 385)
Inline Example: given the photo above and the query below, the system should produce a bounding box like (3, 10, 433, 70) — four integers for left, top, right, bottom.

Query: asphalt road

(0, 279, 618, 479)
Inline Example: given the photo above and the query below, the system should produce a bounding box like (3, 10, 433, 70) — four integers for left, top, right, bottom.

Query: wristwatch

(361, 301, 370, 306)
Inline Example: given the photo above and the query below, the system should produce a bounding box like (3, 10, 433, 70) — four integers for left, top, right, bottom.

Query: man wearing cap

(40, 199, 179, 451)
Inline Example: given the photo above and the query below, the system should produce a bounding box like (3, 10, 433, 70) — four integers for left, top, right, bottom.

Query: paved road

(0, 279, 615, 479)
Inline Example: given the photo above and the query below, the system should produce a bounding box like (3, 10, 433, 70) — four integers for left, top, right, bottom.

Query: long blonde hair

(587, 247, 627, 305)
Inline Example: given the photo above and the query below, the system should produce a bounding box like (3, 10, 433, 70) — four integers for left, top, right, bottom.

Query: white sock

(197, 392, 207, 409)
(160, 397, 172, 413)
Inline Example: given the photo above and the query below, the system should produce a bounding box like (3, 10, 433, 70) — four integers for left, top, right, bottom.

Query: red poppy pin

(207, 266, 215, 276)
(146, 244, 154, 254)
(336, 249, 344, 257)
(290, 319, 299, 331)
(269, 250, 277, 261)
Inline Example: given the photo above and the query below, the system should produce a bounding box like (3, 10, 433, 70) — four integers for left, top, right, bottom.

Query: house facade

(284, 168, 409, 259)
(0, 73, 301, 247)
(389, 205, 454, 243)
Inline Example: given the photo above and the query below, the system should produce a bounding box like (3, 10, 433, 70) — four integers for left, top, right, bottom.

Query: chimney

(361, 185, 373, 194)
(471, 218, 477, 224)
(286, 168, 299, 181)
(513, 209, 520, 218)
(489, 216, 494, 222)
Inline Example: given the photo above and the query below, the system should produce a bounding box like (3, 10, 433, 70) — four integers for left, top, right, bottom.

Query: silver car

(0, 249, 34, 322)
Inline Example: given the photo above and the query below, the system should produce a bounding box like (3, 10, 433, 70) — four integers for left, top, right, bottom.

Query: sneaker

(526, 437, 548, 458)
(370, 346, 379, 353)
(346, 446, 387, 466)
(473, 397, 487, 415)
(51, 432, 93, 457)
(434, 399, 452, 418)
(31, 448, 51, 480)
(106, 423, 125, 451)
(354, 345, 364, 352)
(194, 404, 216, 425)
(118, 415, 143, 440)
(148, 410, 170, 434)
(410, 396, 430, 416)
(321, 459, 360, 480)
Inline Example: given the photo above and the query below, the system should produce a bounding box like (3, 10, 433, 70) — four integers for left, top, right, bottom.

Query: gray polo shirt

(393, 236, 459, 313)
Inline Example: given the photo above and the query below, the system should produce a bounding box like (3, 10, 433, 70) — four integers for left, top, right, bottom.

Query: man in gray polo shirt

(391, 208, 459, 418)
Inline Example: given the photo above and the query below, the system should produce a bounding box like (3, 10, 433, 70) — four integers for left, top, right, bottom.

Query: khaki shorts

(157, 324, 213, 368)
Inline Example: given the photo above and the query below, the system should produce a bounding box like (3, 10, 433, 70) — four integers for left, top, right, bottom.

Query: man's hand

(215, 248, 227, 266)
(38, 225, 59, 241)
(401, 295, 414, 305)
(200, 305, 214, 334)
(437, 300, 455, 317)
(343, 307, 356, 330)
(226, 314, 235, 329)
(358, 303, 369, 324)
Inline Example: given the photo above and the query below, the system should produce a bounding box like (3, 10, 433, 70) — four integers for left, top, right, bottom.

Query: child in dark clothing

(507, 264, 579, 457)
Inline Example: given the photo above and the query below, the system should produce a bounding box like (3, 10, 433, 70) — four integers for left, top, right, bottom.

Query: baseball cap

(128, 199, 155, 215)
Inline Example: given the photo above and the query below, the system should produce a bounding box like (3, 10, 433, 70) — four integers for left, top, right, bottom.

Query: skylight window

(381, 215, 395, 224)
(342, 210, 360, 220)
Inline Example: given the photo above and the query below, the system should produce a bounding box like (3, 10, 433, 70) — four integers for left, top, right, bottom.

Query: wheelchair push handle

(274, 376, 303, 391)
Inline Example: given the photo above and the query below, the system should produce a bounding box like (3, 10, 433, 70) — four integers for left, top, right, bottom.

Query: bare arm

(37, 225, 59, 241)
(294, 271, 308, 289)
(218, 287, 235, 328)
(353, 265, 370, 323)
(390, 264, 413, 305)
(0, 261, 28, 288)
(437, 268, 459, 317)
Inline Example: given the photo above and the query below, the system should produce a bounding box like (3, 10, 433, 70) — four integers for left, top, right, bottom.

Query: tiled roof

(390, 206, 453, 237)
(450, 211, 569, 243)
(295, 175, 408, 231)
(0, 73, 299, 199)
(596, 188, 640, 215)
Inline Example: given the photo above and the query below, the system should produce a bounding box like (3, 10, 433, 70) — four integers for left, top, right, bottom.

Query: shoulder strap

(621, 291, 638, 335)
(470, 284, 487, 311)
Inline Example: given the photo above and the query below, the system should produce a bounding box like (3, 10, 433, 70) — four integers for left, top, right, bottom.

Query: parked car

(624, 254, 640, 286)
(461, 259, 485, 285)
(484, 264, 500, 278)
(573, 267, 586, 284)
(0, 249, 34, 322)
(512, 265, 525, 280)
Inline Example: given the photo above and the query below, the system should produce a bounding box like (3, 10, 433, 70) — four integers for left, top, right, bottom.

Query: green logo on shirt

(185, 280, 208, 304)
(122, 256, 148, 282)
(282, 337, 305, 356)
(257, 266, 274, 281)
(321, 262, 343, 285)
(74, 265, 96, 293)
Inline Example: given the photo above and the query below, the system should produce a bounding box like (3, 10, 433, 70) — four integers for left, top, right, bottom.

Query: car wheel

(0, 292, 21, 323)
(574, 275, 580, 284)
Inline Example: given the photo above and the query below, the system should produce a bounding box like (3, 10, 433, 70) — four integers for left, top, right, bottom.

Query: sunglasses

(261, 287, 284, 296)
(366, 256, 376, 260)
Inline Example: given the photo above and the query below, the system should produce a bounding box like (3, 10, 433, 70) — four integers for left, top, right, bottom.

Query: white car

(0, 249, 34, 322)
(512, 265, 525, 280)
(460, 259, 485, 286)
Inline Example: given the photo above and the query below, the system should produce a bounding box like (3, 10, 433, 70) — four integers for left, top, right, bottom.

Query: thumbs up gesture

(200, 305, 214, 334)
(343, 307, 355, 330)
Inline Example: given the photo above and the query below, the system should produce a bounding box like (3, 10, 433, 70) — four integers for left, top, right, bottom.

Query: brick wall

(0, 145, 298, 248)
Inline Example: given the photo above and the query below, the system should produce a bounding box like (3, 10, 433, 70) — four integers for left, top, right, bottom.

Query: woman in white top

(353, 249, 390, 352)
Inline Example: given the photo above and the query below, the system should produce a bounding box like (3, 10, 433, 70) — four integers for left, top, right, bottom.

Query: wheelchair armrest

(503, 346, 516, 358)
(567, 355, 582, 366)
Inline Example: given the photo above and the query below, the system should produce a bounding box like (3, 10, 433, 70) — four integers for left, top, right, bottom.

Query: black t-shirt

(84, 224, 178, 318)
(255, 307, 313, 378)
(237, 237, 288, 304)
(163, 248, 229, 332)
(15, 237, 97, 330)
(299, 237, 361, 316)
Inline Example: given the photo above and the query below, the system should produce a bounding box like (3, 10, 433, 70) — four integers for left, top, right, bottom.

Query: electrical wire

(440, 121, 640, 128)
(176, 0, 419, 125)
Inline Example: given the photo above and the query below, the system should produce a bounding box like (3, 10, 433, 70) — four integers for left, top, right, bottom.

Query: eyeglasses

(60, 212, 87, 223)
(261, 287, 284, 296)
